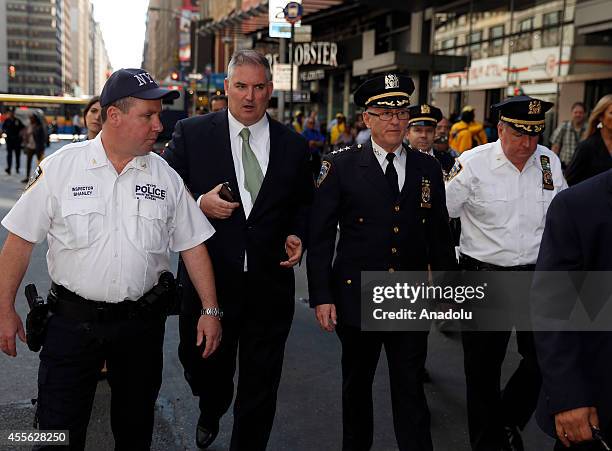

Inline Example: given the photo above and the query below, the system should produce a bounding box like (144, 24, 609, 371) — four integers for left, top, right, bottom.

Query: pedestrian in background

(446, 95, 567, 451)
(302, 115, 325, 179)
(292, 110, 304, 133)
(565, 94, 612, 186)
(22, 114, 46, 183)
(1, 108, 24, 176)
(308, 73, 455, 451)
(449, 105, 487, 154)
(549, 101, 586, 168)
(330, 112, 347, 147)
(210, 95, 228, 113)
(0, 68, 221, 450)
(83, 96, 102, 141)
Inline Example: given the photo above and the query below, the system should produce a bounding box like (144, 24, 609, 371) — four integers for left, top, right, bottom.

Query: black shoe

(196, 415, 219, 449)
(503, 425, 524, 451)
(4, 168, 9, 175)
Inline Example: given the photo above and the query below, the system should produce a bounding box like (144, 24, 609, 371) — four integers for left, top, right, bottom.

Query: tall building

(60, 0, 73, 94)
(0, 0, 8, 93)
(5, 0, 65, 95)
(71, 0, 91, 96)
(142, 0, 182, 81)
(92, 21, 111, 95)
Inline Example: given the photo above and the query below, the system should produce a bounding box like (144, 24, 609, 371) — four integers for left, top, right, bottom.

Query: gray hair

(227, 49, 272, 82)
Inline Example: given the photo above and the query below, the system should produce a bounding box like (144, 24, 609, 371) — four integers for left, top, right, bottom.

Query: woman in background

(83, 96, 102, 140)
(565, 94, 612, 186)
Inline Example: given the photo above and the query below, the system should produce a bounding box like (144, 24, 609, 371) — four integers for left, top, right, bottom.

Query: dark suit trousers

(462, 330, 541, 451)
(336, 324, 432, 451)
(178, 272, 294, 451)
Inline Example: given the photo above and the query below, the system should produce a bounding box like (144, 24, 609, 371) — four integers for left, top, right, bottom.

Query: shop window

(515, 18, 533, 51)
(542, 11, 561, 47)
(489, 25, 505, 57)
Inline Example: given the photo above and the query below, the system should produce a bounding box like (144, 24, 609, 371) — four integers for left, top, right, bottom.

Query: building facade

(431, 0, 612, 132)
(2, 0, 110, 96)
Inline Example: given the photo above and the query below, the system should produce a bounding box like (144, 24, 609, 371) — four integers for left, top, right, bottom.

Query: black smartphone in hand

(219, 182, 235, 202)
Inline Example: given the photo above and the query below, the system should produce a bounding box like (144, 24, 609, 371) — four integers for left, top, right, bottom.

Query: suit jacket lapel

(213, 111, 246, 221)
(248, 115, 285, 222)
(359, 140, 395, 201)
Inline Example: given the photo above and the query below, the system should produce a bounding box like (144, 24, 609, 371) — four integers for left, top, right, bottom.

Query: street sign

(283, 2, 303, 25)
(269, 0, 302, 38)
(187, 73, 203, 80)
(293, 25, 312, 43)
(272, 64, 298, 91)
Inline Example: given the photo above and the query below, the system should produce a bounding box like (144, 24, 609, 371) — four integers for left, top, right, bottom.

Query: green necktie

(239, 127, 264, 202)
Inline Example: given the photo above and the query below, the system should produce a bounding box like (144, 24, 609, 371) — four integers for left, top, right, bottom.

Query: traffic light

(8, 65, 16, 78)
(171, 71, 179, 81)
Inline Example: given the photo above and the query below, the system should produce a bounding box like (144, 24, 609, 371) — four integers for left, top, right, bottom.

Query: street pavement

(0, 141, 555, 450)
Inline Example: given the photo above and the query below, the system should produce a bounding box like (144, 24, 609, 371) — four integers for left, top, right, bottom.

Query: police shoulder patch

(316, 161, 332, 188)
(445, 160, 463, 182)
(24, 165, 43, 191)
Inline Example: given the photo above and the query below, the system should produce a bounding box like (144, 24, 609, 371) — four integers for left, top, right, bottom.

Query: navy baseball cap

(100, 68, 180, 107)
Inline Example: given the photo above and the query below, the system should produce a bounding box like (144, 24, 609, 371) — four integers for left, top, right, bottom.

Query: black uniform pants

(462, 330, 541, 451)
(178, 274, 294, 451)
(336, 324, 432, 451)
(5, 142, 21, 172)
(36, 313, 166, 451)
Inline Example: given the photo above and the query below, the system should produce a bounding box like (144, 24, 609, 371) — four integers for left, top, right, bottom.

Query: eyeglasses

(366, 110, 409, 121)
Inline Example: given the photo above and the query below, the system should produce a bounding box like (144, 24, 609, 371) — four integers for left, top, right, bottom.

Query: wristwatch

(201, 307, 223, 319)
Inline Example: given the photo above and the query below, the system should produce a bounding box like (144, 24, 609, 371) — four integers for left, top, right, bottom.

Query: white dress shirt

(227, 110, 270, 218)
(445, 139, 568, 266)
(371, 138, 406, 191)
(2, 133, 215, 302)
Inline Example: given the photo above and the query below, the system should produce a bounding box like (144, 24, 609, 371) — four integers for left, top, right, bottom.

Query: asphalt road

(0, 141, 555, 450)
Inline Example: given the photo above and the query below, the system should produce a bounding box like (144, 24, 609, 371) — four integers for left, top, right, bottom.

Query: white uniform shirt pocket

(60, 199, 106, 249)
(128, 198, 169, 253)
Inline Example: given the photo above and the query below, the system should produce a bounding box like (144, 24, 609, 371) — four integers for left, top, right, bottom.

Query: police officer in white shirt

(0, 68, 222, 450)
(445, 96, 567, 451)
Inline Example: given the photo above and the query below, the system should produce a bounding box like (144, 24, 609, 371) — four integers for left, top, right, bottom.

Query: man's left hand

(196, 315, 222, 359)
(280, 235, 302, 268)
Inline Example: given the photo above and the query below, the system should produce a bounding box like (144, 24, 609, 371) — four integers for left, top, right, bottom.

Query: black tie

(385, 152, 399, 197)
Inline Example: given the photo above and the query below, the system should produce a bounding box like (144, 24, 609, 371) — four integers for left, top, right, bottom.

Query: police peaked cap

(354, 73, 415, 109)
(491, 95, 553, 136)
(407, 104, 443, 127)
(100, 68, 180, 107)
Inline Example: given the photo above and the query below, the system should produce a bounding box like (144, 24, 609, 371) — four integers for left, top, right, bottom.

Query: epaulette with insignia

(330, 145, 351, 155)
(316, 161, 331, 188)
(24, 165, 43, 192)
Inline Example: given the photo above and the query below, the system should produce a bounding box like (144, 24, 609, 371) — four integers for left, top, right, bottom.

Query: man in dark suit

(163, 50, 313, 450)
(532, 169, 612, 450)
(307, 74, 456, 451)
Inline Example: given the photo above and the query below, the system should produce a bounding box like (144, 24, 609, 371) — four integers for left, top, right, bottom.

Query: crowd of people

(0, 49, 611, 451)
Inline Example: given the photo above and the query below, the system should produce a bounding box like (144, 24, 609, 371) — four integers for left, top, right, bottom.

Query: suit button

(394, 205, 400, 212)
(422, 219, 426, 224)
(393, 226, 399, 233)
(391, 248, 397, 254)
(388, 268, 395, 273)
(346, 279, 352, 285)
(358, 217, 364, 223)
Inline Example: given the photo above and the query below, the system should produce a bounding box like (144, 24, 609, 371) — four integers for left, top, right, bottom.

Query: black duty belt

(49, 272, 175, 322)
(459, 254, 535, 272)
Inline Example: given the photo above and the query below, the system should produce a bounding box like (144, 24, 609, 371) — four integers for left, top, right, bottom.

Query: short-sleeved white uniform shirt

(445, 139, 567, 266)
(1, 133, 215, 303)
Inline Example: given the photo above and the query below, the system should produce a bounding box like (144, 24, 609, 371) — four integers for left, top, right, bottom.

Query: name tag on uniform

(134, 183, 167, 201)
(69, 184, 99, 198)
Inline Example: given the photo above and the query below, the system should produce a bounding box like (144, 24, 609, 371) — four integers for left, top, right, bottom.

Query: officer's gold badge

(540, 155, 554, 190)
(24, 165, 43, 192)
(316, 161, 331, 188)
(421, 177, 431, 209)
(446, 160, 463, 181)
